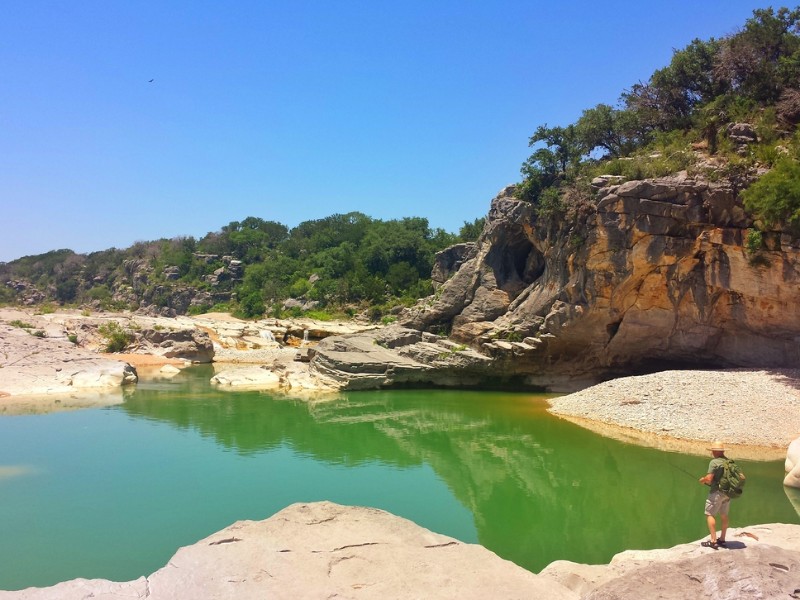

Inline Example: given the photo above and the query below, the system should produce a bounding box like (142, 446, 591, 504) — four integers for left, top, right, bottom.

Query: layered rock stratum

(390, 177, 800, 387)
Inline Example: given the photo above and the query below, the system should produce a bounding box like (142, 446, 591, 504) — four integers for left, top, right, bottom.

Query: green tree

(519, 124, 583, 203)
(742, 158, 800, 225)
(528, 124, 583, 174)
(575, 104, 642, 157)
(458, 217, 486, 241)
(624, 38, 724, 132)
(714, 7, 800, 104)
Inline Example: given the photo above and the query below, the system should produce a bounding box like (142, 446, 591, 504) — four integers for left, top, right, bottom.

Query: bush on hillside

(742, 158, 800, 226)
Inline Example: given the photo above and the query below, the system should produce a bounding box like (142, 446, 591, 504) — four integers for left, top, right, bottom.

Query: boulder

(210, 366, 282, 389)
(138, 327, 214, 363)
(727, 122, 758, 145)
(785, 436, 800, 488)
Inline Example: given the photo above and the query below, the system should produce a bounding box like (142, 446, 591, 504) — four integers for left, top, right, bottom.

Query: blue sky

(1, 1, 766, 261)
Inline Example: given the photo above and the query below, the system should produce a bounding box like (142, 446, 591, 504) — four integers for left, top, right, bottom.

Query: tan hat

(709, 441, 725, 451)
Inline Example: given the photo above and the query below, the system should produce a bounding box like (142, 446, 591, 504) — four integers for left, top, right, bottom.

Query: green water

(0, 366, 797, 591)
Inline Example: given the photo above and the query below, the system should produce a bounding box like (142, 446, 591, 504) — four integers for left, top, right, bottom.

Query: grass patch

(9, 320, 35, 329)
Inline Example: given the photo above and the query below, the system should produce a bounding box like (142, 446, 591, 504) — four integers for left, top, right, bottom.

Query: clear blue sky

(1, 1, 766, 262)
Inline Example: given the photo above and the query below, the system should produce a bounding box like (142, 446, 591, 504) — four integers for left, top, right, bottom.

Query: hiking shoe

(701, 540, 718, 549)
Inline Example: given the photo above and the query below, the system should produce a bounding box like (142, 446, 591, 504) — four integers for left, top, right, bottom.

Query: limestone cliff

(398, 176, 800, 385)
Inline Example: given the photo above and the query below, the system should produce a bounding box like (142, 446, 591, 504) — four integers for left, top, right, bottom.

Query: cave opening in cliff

(491, 237, 543, 296)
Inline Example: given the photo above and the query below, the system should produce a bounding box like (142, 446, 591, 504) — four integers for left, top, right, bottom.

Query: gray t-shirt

(707, 457, 726, 493)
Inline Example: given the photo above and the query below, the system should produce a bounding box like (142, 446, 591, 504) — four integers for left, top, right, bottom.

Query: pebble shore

(547, 368, 800, 460)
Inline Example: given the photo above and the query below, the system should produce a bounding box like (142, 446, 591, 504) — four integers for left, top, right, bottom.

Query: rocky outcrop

(397, 178, 800, 386)
(0, 319, 137, 398)
(431, 242, 477, 289)
(786, 436, 800, 489)
(311, 326, 496, 389)
(539, 523, 800, 600)
(4, 503, 799, 600)
(136, 327, 214, 362)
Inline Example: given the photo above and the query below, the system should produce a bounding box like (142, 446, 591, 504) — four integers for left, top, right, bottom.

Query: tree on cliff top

(518, 6, 800, 206)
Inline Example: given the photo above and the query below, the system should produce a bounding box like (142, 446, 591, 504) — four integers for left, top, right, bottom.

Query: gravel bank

(547, 369, 800, 460)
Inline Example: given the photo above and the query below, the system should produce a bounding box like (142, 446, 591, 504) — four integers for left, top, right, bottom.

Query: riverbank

(547, 369, 800, 461)
(2, 308, 800, 458)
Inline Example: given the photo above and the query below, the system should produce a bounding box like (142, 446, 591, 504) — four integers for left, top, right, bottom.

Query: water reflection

(120, 367, 797, 571)
(785, 486, 800, 517)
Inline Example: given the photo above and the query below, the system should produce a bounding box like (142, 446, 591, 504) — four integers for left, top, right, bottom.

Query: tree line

(0, 213, 485, 319)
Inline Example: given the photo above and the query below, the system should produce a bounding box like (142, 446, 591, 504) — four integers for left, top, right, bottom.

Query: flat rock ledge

(2, 502, 799, 600)
(0, 321, 137, 401)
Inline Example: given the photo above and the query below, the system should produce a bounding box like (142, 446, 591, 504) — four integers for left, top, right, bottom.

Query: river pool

(1, 365, 797, 590)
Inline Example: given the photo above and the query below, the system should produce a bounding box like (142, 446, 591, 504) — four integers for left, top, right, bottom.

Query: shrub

(67, 333, 79, 344)
(98, 322, 134, 353)
(535, 187, 564, 218)
(208, 302, 232, 314)
(742, 159, 800, 226)
(745, 228, 763, 254)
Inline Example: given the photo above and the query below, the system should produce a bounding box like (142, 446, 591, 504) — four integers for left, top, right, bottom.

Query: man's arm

(699, 473, 713, 485)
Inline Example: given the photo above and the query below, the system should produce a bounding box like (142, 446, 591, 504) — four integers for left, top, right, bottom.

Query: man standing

(698, 441, 743, 549)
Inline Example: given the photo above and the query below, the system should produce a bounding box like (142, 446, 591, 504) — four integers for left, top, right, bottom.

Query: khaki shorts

(705, 490, 730, 516)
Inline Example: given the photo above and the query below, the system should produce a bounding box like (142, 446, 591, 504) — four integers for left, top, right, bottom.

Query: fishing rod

(668, 460, 699, 481)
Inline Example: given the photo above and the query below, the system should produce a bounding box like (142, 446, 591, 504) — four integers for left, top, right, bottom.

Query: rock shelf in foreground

(2, 502, 799, 600)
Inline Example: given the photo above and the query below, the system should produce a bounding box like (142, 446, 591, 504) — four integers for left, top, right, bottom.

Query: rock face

(4, 504, 800, 600)
(311, 326, 495, 390)
(398, 179, 800, 385)
(136, 327, 214, 362)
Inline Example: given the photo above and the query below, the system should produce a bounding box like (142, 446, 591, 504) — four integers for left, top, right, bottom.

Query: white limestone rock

(785, 436, 800, 488)
(210, 366, 282, 389)
(0, 502, 575, 600)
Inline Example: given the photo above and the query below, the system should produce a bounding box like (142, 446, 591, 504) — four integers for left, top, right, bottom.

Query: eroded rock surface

(398, 179, 800, 385)
(786, 436, 800, 489)
(0, 502, 572, 600)
(0, 319, 137, 398)
(4, 504, 800, 600)
(540, 523, 800, 600)
(311, 326, 495, 389)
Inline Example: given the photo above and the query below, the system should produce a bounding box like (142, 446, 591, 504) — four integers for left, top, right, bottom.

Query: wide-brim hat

(709, 441, 725, 451)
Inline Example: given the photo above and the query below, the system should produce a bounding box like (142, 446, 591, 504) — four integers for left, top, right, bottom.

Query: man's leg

(719, 512, 729, 542)
(706, 514, 717, 542)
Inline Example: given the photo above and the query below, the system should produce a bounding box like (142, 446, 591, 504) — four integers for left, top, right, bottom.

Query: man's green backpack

(717, 458, 745, 499)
